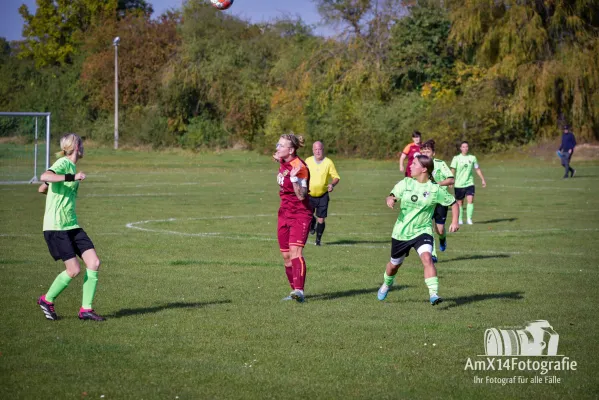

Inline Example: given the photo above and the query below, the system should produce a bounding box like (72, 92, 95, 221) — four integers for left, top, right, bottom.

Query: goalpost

(0, 112, 51, 184)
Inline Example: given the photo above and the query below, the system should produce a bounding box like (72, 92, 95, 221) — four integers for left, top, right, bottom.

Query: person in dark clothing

(559, 126, 576, 178)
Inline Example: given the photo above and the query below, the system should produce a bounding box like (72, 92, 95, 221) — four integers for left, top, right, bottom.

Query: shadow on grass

(306, 285, 411, 301)
(438, 254, 510, 263)
(107, 300, 232, 318)
(325, 239, 388, 245)
(476, 218, 518, 224)
(439, 291, 524, 310)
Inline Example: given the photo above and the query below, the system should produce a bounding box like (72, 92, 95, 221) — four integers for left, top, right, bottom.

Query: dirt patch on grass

(571, 143, 599, 161)
(526, 141, 599, 161)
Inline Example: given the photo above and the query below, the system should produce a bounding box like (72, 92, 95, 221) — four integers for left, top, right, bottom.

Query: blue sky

(0, 0, 331, 41)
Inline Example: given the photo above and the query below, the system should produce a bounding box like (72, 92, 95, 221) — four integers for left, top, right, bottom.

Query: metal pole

(33, 117, 38, 182)
(46, 114, 50, 170)
(114, 42, 119, 150)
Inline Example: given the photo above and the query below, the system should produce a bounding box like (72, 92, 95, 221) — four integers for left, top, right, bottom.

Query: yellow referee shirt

(305, 156, 340, 197)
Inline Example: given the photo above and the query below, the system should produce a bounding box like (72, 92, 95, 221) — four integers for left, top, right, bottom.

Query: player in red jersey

(274, 133, 313, 303)
(399, 131, 422, 177)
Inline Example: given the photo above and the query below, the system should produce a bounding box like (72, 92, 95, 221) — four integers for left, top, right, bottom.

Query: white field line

(4, 226, 595, 239)
(0, 233, 125, 238)
(122, 216, 595, 256)
(82, 190, 267, 197)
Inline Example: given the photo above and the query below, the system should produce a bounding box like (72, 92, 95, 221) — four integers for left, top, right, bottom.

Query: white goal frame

(0, 112, 51, 184)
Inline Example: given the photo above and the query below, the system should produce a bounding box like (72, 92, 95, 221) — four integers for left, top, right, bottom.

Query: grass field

(1, 148, 598, 399)
(0, 141, 48, 183)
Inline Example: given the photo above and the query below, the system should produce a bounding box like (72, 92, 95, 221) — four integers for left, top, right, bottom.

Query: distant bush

(179, 115, 229, 150)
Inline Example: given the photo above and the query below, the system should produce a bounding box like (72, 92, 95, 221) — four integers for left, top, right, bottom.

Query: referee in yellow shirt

(305, 141, 340, 246)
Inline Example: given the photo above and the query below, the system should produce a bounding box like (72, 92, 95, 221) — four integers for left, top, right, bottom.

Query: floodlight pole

(114, 37, 120, 150)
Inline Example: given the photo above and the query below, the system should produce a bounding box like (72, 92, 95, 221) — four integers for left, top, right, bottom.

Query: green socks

(45, 269, 99, 308)
(425, 277, 439, 296)
(459, 206, 464, 221)
(82, 269, 99, 309)
(45, 271, 72, 303)
(383, 272, 395, 287)
(467, 203, 474, 220)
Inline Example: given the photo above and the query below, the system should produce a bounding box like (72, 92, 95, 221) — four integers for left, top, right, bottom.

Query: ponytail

(56, 133, 83, 159)
(280, 132, 305, 152)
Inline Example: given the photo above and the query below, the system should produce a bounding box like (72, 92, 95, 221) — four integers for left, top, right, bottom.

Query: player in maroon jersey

(399, 131, 422, 177)
(274, 133, 312, 303)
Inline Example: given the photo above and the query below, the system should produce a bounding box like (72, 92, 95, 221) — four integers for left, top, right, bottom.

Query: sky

(0, 0, 333, 41)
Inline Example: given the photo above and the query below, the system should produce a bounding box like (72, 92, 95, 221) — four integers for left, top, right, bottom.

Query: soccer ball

(211, 0, 234, 10)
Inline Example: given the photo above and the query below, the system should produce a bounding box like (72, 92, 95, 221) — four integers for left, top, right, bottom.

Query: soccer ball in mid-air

(211, 0, 234, 10)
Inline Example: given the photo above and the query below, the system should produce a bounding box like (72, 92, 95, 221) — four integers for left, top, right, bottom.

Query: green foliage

(316, 0, 373, 35)
(179, 115, 229, 149)
(448, 0, 599, 140)
(18, 0, 118, 67)
(0, 38, 10, 59)
(81, 12, 181, 113)
(1, 0, 596, 154)
(388, 1, 454, 91)
(0, 44, 89, 135)
(18, 0, 157, 68)
(117, 0, 153, 17)
(167, 1, 286, 147)
(122, 106, 173, 147)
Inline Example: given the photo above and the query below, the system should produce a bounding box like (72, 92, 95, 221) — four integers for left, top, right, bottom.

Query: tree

(18, 0, 118, 67)
(448, 0, 599, 138)
(315, 0, 406, 70)
(388, 1, 454, 91)
(0, 38, 10, 59)
(117, 0, 153, 17)
(81, 12, 181, 113)
(18, 0, 154, 68)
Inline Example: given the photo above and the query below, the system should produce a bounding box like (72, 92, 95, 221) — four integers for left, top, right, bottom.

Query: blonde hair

(56, 133, 83, 158)
(280, 132, 305, 152)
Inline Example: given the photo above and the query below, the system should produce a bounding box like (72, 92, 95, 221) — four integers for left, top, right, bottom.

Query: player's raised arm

(290, 165, 307, 201)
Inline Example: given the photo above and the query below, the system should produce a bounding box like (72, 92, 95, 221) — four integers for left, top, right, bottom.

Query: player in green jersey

(450, 141, 486, 225)
(36, 134, 104, 321)
(420, 140, 454, 263)
(377, 155, 460, 305)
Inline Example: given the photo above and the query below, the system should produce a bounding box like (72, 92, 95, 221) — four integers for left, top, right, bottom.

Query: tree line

(1, 0, 597, 157)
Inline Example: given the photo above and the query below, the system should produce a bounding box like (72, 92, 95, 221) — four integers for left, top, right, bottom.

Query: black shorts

(454, 185, 475, 200)
(44, 228, 95, 261)
(390, 234, 434, 263)
(433, 204, 448, 225)
(309, 192, 330, 218)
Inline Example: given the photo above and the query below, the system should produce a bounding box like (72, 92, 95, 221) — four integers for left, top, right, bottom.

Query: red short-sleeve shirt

(402, 143, 421, 177)
(277, 157, 312, 216)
